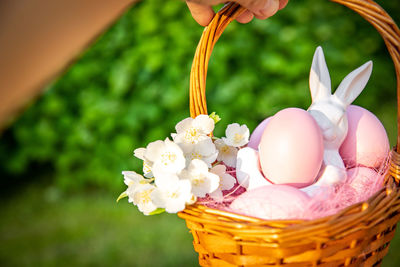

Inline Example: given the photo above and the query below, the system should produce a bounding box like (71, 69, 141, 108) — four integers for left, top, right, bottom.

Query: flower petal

(188, 159, 209, 174)
(145, 140, 165, 162)
(193, 114, 215, 134)
(150, 138, 186, 176)
(154, 173, 180, 189)
(122, 171, 145, 186)
(196, 138, 217, 156)
(220, 173, 236, 191)
(190, 171, 220, 197)
(152, 179, 192, 213)
(134, 148, 146, 160)
(132, 184, 158, 215)
(215, 139, 238, 167)
(175, 117, 193, 134)
(226, 123, 240, 138)
(223, 123, 250, 147)
(210, 164, 226, 176)
(210, 165, 236, 191)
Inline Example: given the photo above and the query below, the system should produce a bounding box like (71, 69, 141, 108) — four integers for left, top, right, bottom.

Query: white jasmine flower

(145, 138, 186, 177)
(209, 165, 236, 202)
(128, 183, 158, 215)
(173, 115, 215, 152)
(151, 179, 192, 213)
(222, 123, 250, 147)
(181, 159, 220, 197)
(184, 138, 218, 168)
(122, 171, 152, 205)
(122, 171, 149, 187)
(215, 139, 238, 167)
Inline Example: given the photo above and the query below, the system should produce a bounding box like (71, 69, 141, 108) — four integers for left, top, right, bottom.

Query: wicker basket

(178, 1, 400, 266)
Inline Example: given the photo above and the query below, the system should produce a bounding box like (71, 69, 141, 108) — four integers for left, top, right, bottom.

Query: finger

(253, 0, 280, 20)
(279, 0, 289, 10)
(236, 10, 254, 24)
(186, 2, 215, 26)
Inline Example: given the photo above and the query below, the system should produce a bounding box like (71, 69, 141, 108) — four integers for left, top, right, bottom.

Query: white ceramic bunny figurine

(301, 46, 373, 196)
(236, 147, 273, 190)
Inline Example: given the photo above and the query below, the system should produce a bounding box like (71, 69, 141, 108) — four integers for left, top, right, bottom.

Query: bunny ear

(309, 46, 332, 103)
(334, 61, 373, 107)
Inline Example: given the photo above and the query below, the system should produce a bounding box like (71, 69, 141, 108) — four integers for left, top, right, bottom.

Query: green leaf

(116, 192, 128, 203)
(148, 208, 165, 215)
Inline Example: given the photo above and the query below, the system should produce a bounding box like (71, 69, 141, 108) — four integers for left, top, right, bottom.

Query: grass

(0, 185, 197, 267)
(1, 184, 400, 266)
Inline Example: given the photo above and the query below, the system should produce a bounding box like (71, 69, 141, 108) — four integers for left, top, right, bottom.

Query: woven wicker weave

(178, 1, 400, 266)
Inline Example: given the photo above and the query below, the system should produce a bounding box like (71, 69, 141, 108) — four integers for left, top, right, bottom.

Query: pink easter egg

(347, 167, 381, 200)
(248, 117, 271, 150)
(259, 108, 324, 188)
(230, 185, 311, 220)
(339, 105, 389, 169)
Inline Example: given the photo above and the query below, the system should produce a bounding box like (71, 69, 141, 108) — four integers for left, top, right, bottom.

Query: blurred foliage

(0, 0, 399, 191)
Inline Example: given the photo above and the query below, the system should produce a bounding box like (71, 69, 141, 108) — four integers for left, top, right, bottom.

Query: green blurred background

(1, 0, 400, 266)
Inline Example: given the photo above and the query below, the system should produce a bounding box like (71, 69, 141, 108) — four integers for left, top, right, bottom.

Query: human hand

(186, 0, 289, 26)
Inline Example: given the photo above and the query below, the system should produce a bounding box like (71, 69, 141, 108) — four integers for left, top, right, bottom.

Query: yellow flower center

(221, 145, 230, 154)
(143, 161, 152, 174)
(234, 133, 243, 144)
(192, 175, 205, 186)
(191, 152, 202, 160)
(161, 152, 177, 166)
(138, 189, 153, 204)
(168, 191, 179, 199)
(184, 128, 199, 143)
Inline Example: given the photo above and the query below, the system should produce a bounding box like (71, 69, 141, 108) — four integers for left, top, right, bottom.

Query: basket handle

(189, 1, 400, 154)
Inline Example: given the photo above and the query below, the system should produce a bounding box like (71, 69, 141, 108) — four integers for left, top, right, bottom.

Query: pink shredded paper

(198, 161, 387, 221)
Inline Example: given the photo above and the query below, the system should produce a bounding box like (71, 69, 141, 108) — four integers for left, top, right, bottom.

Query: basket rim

(179, 172, 400, 237)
